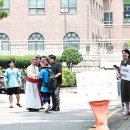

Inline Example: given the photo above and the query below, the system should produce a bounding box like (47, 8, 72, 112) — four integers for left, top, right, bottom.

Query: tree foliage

(61, 48, 83, 70)
(0, 0, 8, 20)
(0, 0, 4, 6)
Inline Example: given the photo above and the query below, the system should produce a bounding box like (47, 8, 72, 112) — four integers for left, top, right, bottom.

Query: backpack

(42, 68, 56, 89)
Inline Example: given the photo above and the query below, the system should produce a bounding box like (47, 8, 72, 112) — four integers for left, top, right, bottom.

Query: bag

(42, 68, 56, 89)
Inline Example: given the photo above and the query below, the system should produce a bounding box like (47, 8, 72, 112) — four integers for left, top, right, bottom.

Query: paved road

(108, 109, 130, 130)
(0, 91, 121, 130)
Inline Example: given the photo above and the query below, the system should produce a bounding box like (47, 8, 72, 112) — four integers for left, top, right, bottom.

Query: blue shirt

(40, 68, 52, 92)
(5, 68, 20, 88)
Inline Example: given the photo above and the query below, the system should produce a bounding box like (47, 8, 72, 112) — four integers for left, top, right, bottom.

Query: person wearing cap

(4, 60, 22, 108)
(25, 58, 42, 112)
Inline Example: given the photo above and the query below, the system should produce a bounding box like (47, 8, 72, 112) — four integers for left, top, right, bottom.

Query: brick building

(103, 0, 130, 52)
(0, 0, 104, 55)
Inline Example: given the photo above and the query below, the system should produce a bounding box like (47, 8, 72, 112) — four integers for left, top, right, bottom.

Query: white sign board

(120, 65, 130, 81)
(76, 70, 118, 102)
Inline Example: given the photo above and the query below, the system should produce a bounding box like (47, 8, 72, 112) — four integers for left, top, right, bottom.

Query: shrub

(22, 67, 76, 87)
(61, 48, 83, 70)
(61, 67, 76, 87)
(0, 55, 62, 69)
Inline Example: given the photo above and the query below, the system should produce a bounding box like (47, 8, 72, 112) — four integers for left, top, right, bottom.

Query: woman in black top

(121, 49, 130, 115)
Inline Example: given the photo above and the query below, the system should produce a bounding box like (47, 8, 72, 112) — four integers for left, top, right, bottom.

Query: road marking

(88, 108, 122, 130)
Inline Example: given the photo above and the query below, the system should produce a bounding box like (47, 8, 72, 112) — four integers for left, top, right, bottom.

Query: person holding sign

(120, 49, 130, 115)
(76, 70, 118, 130)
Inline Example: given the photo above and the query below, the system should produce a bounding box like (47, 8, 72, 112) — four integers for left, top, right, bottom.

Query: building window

(104, 12, 113, 24)
(0, 0, 10, 13)
(60, 0, 77, 13)
(0, 33, 10, 51)
(28, 33, 44, 51)
(123, 2, 130, 24)
(29, 0, 45, 14)
(63, 32, 80, 50)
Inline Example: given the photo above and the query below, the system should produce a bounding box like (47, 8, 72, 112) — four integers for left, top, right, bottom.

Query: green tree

(0, 0, 8, 20)
(61, 48, 83, 70)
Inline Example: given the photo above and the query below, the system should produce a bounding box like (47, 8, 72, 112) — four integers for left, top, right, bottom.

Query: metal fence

(0, 40, 128, 55)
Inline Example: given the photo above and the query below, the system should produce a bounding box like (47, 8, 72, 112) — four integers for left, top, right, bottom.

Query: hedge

(0, 55, 61, 69)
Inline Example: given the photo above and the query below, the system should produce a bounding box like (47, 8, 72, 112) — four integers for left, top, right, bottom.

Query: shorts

(7, 87, 21, 95)
(41, 92, 51, 97)
(41, 92, 51, 104)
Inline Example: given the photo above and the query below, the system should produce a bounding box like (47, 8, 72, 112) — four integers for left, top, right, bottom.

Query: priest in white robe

(26, 58, 42, 112)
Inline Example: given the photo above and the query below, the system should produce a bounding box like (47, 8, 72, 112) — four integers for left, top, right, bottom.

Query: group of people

(88, 49, 130, 130)
(113, 49, 130, 115)
(4, 54, 62, 113)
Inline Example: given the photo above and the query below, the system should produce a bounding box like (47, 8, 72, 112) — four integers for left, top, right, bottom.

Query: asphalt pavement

(0, 88, 124, 130)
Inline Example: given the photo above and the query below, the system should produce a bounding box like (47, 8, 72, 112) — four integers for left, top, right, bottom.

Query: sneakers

(10, 104, 13, 108)
(16, 103, 22, 107)
(45, 103, 51, 113)
(10, 103, 22, 108)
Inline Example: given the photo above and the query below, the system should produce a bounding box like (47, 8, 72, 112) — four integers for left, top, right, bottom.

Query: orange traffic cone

(89, 100, 110, 130)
